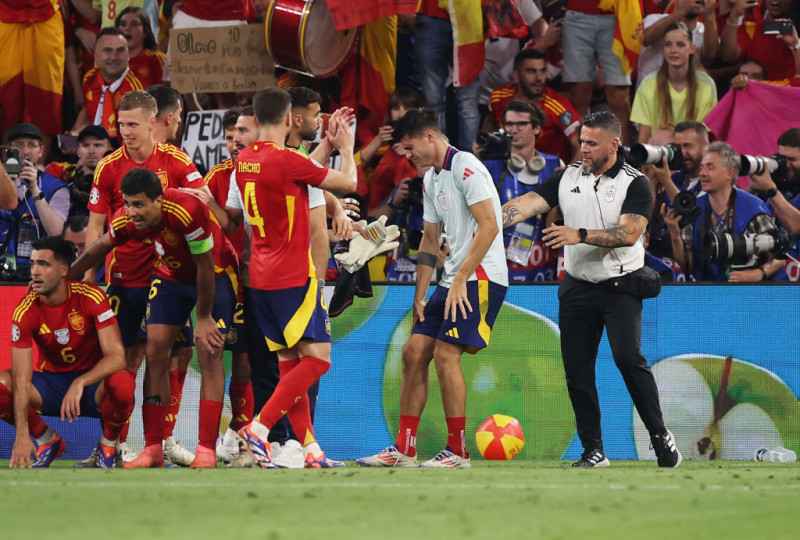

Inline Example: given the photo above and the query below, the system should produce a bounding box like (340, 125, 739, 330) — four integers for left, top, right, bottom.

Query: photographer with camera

(721, 0, 800, 81)
(663, 142, 786, 281)
(0, 123, 70, 277)
(746, 128, 800, 234)
(46, 126, 112, 218)
(481, 101, 562, 282)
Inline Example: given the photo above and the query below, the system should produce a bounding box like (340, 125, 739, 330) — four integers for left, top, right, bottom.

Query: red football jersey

(90, 143, 205, 287)
(81, 68, 145, 139)
(489, 84, 581, 163)
(0, 0, 57, 23)
(129, 49, 166, 88)
(204, 159, 244, 258)
(108, 188, 237, 284)
(11, 282, 118, 373)
(235, 141, 327, 290)
(737, 21, 797, 80)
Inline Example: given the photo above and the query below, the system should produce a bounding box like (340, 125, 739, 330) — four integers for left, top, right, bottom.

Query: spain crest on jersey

(156, 171, 169, 189)
(162, 230, 179, 246)
(55, 328, 70, 345)
(68, 311, 86, 333)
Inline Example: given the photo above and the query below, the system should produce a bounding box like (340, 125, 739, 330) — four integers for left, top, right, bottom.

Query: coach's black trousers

(558, 273, 665, 452)
(243, 287, 319, 444)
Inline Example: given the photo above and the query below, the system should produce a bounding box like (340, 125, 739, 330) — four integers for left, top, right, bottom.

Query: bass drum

(265, 0, 358, 78)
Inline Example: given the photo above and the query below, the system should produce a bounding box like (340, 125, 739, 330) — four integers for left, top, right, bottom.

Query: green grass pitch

(2, 460, 798, 539)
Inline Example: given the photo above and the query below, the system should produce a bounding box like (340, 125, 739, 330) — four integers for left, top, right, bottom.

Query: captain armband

(187, 236, 214, 254)
(417, 251, 437, 268)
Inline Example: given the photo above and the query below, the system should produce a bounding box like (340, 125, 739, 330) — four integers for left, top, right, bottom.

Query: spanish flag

(598, 0, 644, 76)
(339, 17, 397, 145)
(443, 0, 485, 87)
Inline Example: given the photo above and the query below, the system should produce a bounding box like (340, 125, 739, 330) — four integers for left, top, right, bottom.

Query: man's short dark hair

(513, 48, 545, 71)
(395, 108, 440, 140)
(674, 121, 708, 137)
(31, 237, 76, 266)
(97, 27, 126, 41)
(121, 167, 163, 200)
(146, 85, 182, 119)
(64, 215, 89, 234)
(504, 100, 546, 129)
(581, 111, 622, 138)
(388, 87, 425, 112)
(223, 107, 242, 130)
(253, 87, 292, 126)
(240, 105, 255, 118)
(288, 87, 322, 110)
(739, 58, 767, 78)
(778, 128, 800, 149)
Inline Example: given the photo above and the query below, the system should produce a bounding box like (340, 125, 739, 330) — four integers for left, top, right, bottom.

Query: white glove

(335, 216, 400, 273)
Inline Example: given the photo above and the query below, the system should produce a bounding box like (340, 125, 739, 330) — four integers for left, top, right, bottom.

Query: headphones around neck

(508, 152, 546, 174)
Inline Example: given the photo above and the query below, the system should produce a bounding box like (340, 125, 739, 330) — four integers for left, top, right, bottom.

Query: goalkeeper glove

(334, 216, 400, 273)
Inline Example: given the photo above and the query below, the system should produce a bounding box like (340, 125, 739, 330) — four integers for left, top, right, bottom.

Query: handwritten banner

(170, 23, 276, 94)
(180, 109, 230, 176)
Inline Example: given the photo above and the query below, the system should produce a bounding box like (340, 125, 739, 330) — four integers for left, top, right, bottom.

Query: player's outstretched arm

(69, 232, 114, 280)
(82, 211, 107, 282)
(61, 324, 125, 422)
(502, 191, 551, 229)
(412, 220, 442, 326)
(190, 250, 225, 354)
(9, 348, 36, 468)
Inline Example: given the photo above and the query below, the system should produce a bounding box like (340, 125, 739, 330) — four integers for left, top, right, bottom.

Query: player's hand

(195, 315, 225, 354)
(444, 275, 472, 322)
(328, 117, 354, 152)
(412, 298, 427, 327)
(61, 379, 86, 422)
(331, 212, 353, 241)
(10, 437, 36, 468)
(330, 106, 356, 129)
(543, 224, 580, 249)
(179, 187, 212, 205)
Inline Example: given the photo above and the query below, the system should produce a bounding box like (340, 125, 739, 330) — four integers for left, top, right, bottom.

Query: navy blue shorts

(250, 278, 331, 352)
(413, 280, 507, 354)
(224, 302, 247, 353)
(32, 371, 101, 417)
(105, 284, 147, 347)
(146, 275, 236, 337)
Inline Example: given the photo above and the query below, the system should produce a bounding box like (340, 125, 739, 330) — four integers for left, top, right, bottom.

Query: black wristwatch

(33, 191, 45, 201)
(578, 228, 588, 243)
(765, 187, 778, 199)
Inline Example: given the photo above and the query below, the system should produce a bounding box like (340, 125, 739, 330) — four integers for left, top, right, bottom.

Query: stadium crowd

(0, 0, 799, 468)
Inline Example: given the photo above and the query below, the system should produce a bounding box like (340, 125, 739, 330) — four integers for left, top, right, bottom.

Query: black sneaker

(651, 429, 682, 468)
(572, 449, 610, 468)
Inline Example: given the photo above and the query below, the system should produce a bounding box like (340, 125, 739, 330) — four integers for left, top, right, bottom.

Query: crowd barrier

(1, 284, 798, 462)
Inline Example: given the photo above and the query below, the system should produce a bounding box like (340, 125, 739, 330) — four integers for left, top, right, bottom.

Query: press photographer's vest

(692, 188, 771, 281)
(0, 172, 66, 268)
(485, 152, 561, 282)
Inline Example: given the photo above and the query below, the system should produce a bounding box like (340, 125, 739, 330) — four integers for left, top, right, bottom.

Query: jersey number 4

(244, 183, 266, 237)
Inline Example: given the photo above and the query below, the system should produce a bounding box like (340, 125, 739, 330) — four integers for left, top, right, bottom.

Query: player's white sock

(303, 441, 322, 458)
(249, 420, 270, 441)
(100, 436, 116, 448)
(35, 428, 56, 446)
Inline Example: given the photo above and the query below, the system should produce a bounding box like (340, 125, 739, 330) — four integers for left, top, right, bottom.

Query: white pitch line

(3, 480, 799, 491)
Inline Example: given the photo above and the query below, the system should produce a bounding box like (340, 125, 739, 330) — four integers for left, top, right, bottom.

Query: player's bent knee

(103, 370, 136, 407)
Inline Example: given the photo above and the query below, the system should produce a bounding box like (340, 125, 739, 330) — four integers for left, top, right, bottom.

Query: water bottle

(754, 446, 798, 462)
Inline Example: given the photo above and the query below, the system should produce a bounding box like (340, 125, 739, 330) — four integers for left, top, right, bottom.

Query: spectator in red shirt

(116, 7, 165, 88)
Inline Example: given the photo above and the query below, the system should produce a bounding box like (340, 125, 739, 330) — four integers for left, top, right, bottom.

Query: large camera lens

(629, 143, 682, 170)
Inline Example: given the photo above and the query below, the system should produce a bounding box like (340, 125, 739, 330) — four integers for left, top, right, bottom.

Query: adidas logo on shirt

(571, 186, 580, 194)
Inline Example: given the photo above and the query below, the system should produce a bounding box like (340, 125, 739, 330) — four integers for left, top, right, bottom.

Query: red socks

(446, 417, 467, 457)
(0, 382, 49, 438)
(198, 399, 223, 450)
(395, 415, 420, 457)
(142, 403, 166, 447)
(257, 357, 329, 433)
(100, 371, 136, 441)
(163, 369, 187, 438)
(228, 380, 254, 432)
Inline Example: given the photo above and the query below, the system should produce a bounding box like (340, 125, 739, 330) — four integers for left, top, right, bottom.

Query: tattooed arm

(502, 191, 552, 228)
(543, 213, 649, 250)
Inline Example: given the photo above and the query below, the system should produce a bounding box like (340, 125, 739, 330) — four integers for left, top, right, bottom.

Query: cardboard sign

(180, 109, 230, 175)
(170, 23, 276, 94)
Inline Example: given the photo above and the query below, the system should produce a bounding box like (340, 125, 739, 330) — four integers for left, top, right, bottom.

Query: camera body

(475, 131, 512, 162)
(2, 147, 22, 179)
(704, 228, 791, 269)
(763, 20, 794, 35)
(628, 143, 683, 170)
(671, 190, 701, 228)
(67, 173, 93, 195)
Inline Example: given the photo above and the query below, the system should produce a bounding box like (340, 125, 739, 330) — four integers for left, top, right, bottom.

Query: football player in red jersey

(72, 168, 234, 468)
(1, 237, 134, 468)
(234, 87, 357, 468)
(84, 90, 207, 465)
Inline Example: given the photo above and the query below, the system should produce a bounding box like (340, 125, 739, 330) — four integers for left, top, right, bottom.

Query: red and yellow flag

(599, 0, 644, 76)
(443, 0, 485, 87)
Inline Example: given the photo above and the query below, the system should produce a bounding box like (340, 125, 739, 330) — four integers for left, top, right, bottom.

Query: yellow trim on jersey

(541, 95, 566, 115)
(285, 195, 296, 241)
(12, 292, 38, 322)
(39, 323, 51, 335)
(283, 277, 319, 349)
(70, 282, 106, 304)
(93, 148, 126, 186)
(265, 336, 284, 351)
(111, 214, 132, 231)
(163, 200, 192, 227)
(203, 159, 235, 184)
(160, 143, 193, 165)
(220, 265, 239, 299)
